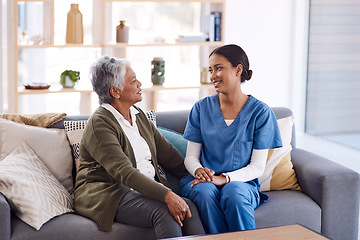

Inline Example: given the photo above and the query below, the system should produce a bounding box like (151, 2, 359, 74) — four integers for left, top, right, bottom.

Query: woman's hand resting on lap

(164, 191, 192, 227)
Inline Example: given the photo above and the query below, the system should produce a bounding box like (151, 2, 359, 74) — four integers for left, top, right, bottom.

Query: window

(306, 0, 360, 150)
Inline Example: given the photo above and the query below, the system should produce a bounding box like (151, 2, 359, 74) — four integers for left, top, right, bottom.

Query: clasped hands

(191, 167, 227, 187)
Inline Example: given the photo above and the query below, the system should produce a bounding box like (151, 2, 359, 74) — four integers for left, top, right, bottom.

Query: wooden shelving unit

(18, 83, 216, 113)
(8, 0, 225, 114)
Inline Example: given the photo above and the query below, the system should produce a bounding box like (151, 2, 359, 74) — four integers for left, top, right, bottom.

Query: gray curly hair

(89, 56, 130, 105)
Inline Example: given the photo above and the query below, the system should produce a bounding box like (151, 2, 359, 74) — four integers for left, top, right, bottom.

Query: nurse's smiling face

(208, 53, 243, 94)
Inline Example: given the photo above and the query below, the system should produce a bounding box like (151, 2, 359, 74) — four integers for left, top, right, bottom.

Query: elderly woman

(74, 56, 204, 239)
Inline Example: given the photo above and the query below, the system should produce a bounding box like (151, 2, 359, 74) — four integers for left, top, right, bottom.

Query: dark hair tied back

(209, 44, 252, 83)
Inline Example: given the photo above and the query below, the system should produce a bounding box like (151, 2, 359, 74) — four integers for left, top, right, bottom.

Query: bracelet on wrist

(222, 173, 230, 184)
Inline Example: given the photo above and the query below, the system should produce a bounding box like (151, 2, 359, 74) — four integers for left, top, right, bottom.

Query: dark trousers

(115, 190, 205, 239)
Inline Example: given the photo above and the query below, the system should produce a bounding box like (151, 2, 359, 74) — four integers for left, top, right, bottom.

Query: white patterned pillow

(0, 118, 74, 194)
(64, 111, 156, 171)
(259, 116, 301, 191)
(0, 142, 74, 230)
(145, 110, 156, 126)
(64, 120, 88, 171)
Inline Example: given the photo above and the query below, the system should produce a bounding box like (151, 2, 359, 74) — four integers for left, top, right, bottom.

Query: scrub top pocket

(233, 140, 253, 170)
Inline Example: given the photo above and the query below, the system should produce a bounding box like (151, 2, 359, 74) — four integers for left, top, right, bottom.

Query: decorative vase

(151, 57, 165, 85)
(66, 4, 83, 44)
(200, 67, 211, 84)
(116, 20, 129, 43)
(63, 76, 75, 88)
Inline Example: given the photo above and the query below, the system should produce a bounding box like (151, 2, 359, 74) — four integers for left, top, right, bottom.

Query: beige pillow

(0, 142, 74, 230)
(0, 112, 67, 128)
(259, 116, 301, 191)
(0, 118, 73, 194)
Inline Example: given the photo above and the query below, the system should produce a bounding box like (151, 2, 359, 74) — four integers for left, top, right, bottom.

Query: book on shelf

(212, 11, 222, 41)
(176, 33, 207, 42)
(202, 14, 215, 41)
(201, 11, 222, 42)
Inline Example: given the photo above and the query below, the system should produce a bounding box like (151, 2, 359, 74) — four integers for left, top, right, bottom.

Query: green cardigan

(74, 106, 188, 232)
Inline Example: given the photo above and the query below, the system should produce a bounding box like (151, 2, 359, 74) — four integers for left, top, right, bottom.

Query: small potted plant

(60, 70, 80, 88)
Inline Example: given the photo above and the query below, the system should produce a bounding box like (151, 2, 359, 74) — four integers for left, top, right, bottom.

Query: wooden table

(166, 225, 329, 240)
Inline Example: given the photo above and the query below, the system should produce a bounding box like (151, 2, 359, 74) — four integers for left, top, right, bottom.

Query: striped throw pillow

(0, 142, 74, 230)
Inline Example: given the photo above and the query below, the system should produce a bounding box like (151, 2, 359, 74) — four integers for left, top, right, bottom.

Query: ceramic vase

(63, 76, 75, 88)
(151, 57, 165, 85)
(116, 20, 129, 43)
(66, 4, 83, 44)
(200, 67, 211, 84)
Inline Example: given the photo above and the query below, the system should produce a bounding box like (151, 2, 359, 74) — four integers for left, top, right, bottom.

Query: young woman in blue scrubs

(179, 44, 282, 234)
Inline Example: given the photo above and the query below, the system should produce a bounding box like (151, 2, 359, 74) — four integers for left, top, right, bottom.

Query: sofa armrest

(291, 148, 360, 240)
(0, 192, 11, 240)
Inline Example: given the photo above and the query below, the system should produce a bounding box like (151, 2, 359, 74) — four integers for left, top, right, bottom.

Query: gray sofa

(0, 107, 359, 240)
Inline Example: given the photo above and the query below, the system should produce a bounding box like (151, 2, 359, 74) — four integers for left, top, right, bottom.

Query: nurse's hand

(194, 167, 215, 182)
(191, 175, 227, 187)
(210, 175, 227, 186)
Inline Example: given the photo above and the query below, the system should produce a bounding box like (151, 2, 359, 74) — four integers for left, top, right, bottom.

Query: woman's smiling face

(208, 54, 242, 94)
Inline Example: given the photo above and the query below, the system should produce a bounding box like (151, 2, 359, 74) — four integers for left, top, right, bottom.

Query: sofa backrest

(49, 107, 295, 147)
(49, 115, 90, 129)
(156, 107, 296, 148)
(156, 110, 190, 135)
(271, 107, 296, 147)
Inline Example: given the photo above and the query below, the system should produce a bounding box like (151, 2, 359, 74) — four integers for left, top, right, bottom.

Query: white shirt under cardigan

(185, 119, 268, 182)
(102, 104, 156, 180)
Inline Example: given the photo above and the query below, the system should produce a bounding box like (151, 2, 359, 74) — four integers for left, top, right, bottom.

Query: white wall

(224, 0, 309, 132)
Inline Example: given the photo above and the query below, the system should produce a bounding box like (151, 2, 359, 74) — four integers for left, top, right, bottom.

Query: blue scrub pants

(179, 175, 260, 234)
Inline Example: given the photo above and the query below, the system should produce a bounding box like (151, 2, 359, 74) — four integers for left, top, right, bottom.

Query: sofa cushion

(259, 116, 301, 191)
(145, 110, 156, 126)
(0, 142, 74, 230)
(0, 118, 74, 194)
(156, 127, 188, 193)
(255, 190, 321, 233)
(157, 127, 188, 158)
(64, 120, 88, 171)
(10, 213, 155, 240)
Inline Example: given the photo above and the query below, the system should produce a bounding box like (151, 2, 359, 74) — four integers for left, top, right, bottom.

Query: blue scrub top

(183, 94, 282, 178)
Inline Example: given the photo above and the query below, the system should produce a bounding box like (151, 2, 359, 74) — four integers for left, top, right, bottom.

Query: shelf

(17, 0, 53, 2)
(18, 85, 93, 95)
(103, 41, 224, 48)
(18, 84, 215, 113)
(103, 0, 223, 2)
(16, 41, 223, 49)
(17, 44, 103, 49)
(18, 83, 214, 95)
(9, 0, 224, 113)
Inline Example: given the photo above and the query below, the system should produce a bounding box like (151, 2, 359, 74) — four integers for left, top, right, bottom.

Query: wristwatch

(221, 173, 230, 184)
